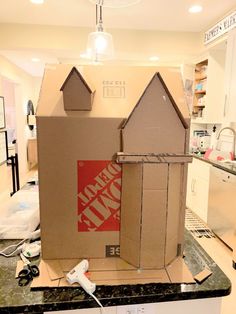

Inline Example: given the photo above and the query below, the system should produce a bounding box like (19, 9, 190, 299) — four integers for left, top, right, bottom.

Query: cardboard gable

(118, 73, 192, 269)
(60, 66, 95, 111)
(121, 72, 187, 154)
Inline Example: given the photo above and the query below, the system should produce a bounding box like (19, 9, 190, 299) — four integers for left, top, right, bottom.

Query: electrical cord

(0, 239, 26, 257)
(89, 292, 104, 313)
(0, 230, 40, 257)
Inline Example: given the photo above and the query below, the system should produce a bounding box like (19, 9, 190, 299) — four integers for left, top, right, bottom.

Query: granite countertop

(0, 231, 231, 314)
(193, 154, 236, 175)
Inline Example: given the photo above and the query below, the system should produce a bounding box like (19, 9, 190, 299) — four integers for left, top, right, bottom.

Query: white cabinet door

(224, 28, 236, 122)
(203, 50, 225, 123)
(186, 158, 210, 223)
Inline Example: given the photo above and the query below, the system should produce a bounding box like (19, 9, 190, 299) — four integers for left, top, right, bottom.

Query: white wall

(0, 55, 40, 193)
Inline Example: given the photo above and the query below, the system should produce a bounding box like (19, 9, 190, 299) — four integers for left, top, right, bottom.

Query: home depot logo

(77, 161, 122, 232)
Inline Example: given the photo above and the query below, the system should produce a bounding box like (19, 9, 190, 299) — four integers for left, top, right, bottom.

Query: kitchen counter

(193, 154, 236, 175)
(0, 231, 231, 314)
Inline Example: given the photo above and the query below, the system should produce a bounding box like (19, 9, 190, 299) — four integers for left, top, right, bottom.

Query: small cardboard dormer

(118, 73, 191, 269)
(121, 72, 188, 154)
(60, 67, 95, 111)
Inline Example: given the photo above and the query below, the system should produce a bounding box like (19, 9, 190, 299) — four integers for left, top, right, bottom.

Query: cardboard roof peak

(122, 72, 188, 130)
(36, 64, 190, 121)
(60, 66, 94, 94)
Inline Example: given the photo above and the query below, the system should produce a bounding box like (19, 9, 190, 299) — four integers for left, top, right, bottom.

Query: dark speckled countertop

(193, 154, 236, 175)
(0, 231, 231, 314)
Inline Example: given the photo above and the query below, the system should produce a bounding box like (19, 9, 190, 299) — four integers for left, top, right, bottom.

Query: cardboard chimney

(36, 65, 191, 267)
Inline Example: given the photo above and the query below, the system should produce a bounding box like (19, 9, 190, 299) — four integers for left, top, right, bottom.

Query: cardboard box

(37, 65, 191, 264)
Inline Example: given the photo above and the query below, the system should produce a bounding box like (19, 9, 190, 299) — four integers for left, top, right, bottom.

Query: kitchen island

(0, 230, 231, 314)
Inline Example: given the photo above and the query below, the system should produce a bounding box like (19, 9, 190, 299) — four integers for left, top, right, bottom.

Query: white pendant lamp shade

(87, 30, 114, 61)
(86, 4, 114, 61)
(89, 0, 141, 8)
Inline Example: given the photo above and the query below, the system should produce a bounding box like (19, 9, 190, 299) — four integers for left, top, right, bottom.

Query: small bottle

(210, 125, 217, 149)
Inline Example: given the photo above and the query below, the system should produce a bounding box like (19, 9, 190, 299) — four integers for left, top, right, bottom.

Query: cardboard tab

(45, 260, 64, 280)
(194, 268, 212, 283)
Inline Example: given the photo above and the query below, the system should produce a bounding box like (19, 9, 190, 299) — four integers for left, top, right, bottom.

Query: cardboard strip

(90, 269, 169, 281)
(194, 268, 212, 284)
(116, 153, 192, 164)
(31, 260, 60, 288)
(29, 257, 195, 288)
(45, 260, 64, 280)
(57, 270, 170, 288)
(88, 257, 136, 271)
(59, 259, 81, 272)
(166, 257, 195, 283)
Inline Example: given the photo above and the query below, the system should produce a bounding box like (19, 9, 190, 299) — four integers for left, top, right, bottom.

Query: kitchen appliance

(208, 166, 236, 249)
(197, 135, 211, 152)
(191, 129, 210, 153)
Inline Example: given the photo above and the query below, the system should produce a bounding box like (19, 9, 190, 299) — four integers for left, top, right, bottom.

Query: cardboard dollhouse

(37, 65, 191, 271)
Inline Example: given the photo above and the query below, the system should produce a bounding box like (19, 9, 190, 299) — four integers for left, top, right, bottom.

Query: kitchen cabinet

(186, 158, 211, 222)
(191, 50, 226, 124)
(223, 28, 236, 122)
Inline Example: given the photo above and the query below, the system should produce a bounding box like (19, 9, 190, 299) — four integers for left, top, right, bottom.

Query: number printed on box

(106, 245, 120, 257)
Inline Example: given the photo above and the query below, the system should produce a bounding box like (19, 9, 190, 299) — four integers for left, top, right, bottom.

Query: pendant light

(87, 4, 114, 61)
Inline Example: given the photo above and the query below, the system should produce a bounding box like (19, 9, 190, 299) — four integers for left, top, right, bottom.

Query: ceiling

(0, 0, 235, 32)
(0, 0, 235, 77)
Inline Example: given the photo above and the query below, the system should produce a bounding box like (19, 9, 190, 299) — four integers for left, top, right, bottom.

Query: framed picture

(0, 96, 6, 129)
(0, 131, 8, 165)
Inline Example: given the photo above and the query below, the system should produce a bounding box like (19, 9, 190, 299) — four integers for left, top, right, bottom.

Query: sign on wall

(204, 10, 236, 45)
